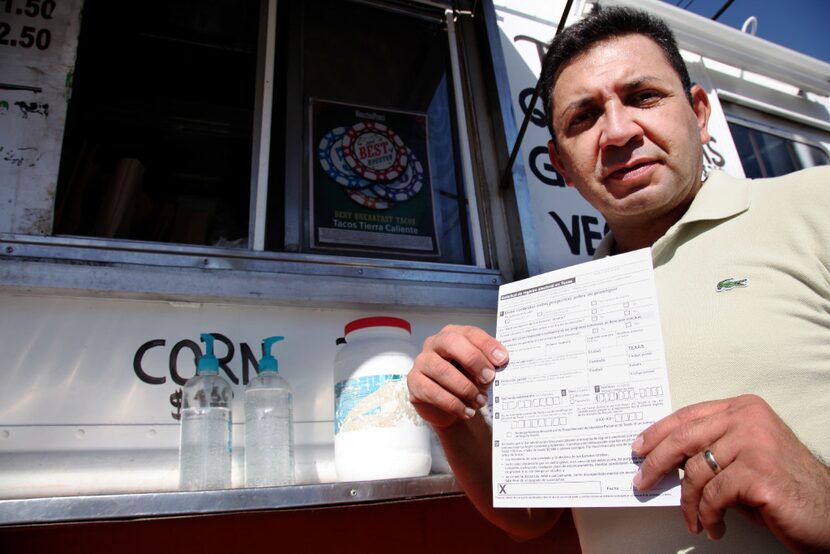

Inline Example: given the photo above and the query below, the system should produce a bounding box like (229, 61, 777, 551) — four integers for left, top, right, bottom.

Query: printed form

(492, 248, 680, 508)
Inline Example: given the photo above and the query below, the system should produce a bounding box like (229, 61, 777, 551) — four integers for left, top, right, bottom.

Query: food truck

(1, 0, 828, 550)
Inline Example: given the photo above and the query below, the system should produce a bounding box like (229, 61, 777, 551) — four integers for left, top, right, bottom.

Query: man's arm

(407, 325, 563, 540)
(633, 394, 830, 552)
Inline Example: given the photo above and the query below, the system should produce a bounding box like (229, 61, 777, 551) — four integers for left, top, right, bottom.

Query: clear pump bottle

(179, 333, 233, 490)
(244, 336, 294, 487)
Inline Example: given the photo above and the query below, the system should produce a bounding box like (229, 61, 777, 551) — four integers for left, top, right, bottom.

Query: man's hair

(540, 6, 693, 141)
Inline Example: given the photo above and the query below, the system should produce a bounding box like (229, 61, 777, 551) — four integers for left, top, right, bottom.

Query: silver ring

(704, 449, 721, 475)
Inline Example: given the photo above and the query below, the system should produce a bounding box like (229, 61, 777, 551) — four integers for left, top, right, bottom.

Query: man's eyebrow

(620, 76, 665, 92)
(559, 96, 596, 117)
(557, 76, 669, 117)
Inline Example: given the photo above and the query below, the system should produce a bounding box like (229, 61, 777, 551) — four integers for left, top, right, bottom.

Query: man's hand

(406, 325, 563, 541)
(632, 394, 830, 552)
(407, 325, 508, 430)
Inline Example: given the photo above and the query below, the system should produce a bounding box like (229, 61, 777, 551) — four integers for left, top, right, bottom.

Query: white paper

(492, 248, 680, 507)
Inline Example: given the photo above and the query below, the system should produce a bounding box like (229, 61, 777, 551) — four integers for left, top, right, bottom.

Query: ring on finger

(703, 448, 721, 475)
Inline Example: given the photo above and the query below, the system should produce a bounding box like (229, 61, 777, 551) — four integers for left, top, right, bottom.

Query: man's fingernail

(707, 522, 725, 541)
(631, 434, 644, 453)
(491, 348, 507, 364)
(632, 468, 643, 490)
(464, 407, 476, 419)
(480, 368, 495, 384)
(476, 394, 487, 408)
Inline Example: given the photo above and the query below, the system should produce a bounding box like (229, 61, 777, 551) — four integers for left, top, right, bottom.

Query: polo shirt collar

(676, 170, 750, 225)
(592, 170, 750, 259)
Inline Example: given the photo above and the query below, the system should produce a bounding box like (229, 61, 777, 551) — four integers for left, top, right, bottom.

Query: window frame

(1, 0, 509, 311)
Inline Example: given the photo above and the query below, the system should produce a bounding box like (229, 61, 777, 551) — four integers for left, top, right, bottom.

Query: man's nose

(599, 101, 642, 149)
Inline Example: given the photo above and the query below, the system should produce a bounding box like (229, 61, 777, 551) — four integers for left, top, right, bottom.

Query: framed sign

(309, 99, 439, 256)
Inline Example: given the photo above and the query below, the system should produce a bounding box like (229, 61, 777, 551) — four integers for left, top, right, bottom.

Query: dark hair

(540, 6, 693, 141)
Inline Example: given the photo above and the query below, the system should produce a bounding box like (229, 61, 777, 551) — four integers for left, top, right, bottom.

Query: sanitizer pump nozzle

(258, 336, 284, 372)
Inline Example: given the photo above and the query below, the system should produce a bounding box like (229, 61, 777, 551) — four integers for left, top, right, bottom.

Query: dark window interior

(54, 0, 259, 247)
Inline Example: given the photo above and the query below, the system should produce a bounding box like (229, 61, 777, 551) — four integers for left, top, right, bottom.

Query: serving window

(52, 0, 476, 266)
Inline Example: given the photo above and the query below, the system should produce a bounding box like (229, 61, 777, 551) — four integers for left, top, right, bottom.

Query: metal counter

(0, 474, 461, 526)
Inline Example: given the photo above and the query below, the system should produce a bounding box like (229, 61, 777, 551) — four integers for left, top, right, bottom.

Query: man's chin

(603, 181, 652, 202)
(599, 187, 669, 218)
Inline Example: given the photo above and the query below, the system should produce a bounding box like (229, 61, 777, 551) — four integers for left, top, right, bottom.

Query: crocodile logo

(716, 277, 748, 292)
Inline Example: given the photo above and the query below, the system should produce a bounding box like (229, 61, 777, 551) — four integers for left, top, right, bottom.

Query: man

(407, 6, 830, 552)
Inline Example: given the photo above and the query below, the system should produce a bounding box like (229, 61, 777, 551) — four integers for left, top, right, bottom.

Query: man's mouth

(605, 161, 657, 182)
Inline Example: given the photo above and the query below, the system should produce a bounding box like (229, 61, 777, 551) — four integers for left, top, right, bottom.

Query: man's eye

(568, 111, 596, 129)
(631, 91, 662, 106)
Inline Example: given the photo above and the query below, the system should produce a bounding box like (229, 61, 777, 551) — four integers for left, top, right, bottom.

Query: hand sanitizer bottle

(244, 336, 294, 487)
(179, 333, 233, 490)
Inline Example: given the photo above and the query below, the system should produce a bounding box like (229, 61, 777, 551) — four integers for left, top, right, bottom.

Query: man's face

(547, 34, 711, 227)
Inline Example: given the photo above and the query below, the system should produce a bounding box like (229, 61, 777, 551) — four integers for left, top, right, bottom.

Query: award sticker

(341, 121, 409, 182)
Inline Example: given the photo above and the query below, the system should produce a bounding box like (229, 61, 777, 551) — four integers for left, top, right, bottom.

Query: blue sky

(660, 0, 830, 64)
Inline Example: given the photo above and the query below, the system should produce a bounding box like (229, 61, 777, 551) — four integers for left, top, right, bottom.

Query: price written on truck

(0, 0, 56, 51)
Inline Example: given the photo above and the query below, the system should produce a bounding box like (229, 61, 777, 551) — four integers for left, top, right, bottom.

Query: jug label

(335, 374, 423, 433)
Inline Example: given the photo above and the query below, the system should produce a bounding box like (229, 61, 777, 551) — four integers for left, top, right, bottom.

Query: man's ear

(547, 140, 573, 186)
(690, 84, 712, 145)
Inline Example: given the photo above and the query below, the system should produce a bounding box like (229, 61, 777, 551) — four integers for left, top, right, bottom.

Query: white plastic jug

(334, 317, 431, 481)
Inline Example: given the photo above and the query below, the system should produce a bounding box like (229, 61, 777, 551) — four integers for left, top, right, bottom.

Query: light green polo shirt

(574, 167, 830, 553)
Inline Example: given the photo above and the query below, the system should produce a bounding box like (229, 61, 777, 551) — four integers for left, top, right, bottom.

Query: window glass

(727, 121, 829, 179)
(54, 0, 259, 247)
(282, 0, 473, 264)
